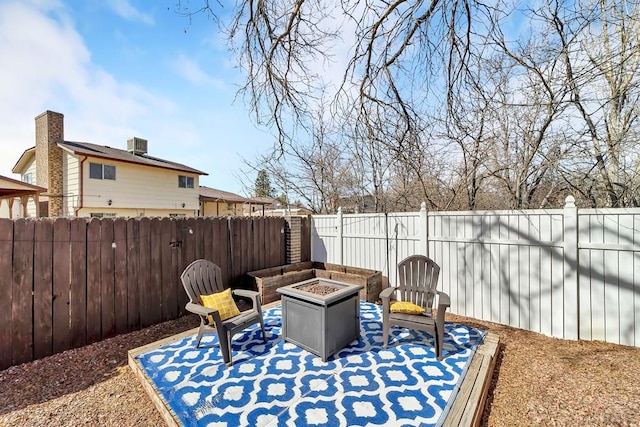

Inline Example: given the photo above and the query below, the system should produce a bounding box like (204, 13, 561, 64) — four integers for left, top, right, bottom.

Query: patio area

(129, 301, 498, 426)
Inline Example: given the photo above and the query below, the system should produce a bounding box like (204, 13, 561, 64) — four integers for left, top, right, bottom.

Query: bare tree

(179, 0, 640, 210)
(487, 29, 568, 208)
(446, 0, 640, 209)
(549, 0, 640, 206)
(244, 100, 357, 214)
(177, 0, 501, 147)
(444, 52, 495, 210)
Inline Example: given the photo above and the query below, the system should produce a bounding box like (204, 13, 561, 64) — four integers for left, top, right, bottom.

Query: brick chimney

(35, 111, 64, 217)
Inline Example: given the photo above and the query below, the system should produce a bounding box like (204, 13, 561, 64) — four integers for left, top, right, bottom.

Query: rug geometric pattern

(135, 302, 486, 427)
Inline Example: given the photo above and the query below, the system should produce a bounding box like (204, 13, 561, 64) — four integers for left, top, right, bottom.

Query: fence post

(227, 217, 234, 278)
(563, 195, 579, 340)
(284, 216, 304, 264)
(337, 207, 343, 265)
(420, 202, 428, 257)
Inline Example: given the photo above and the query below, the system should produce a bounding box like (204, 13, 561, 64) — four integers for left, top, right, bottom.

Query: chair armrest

(380, 287, 395, 301)
(185, 302, 216, 316)
(380, 287, 396, 310)
(232, 289, 263, 311)
(233, 289, 260, 298)
(435, 291, 450, 328)
(436, 291, 450, 309)
(185, 302, 223, 327)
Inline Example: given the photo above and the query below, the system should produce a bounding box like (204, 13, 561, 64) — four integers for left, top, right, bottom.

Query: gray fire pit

(277, 278, 363, 361)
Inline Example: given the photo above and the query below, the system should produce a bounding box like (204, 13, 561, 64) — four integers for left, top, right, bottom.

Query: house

(10, 110, 207, 218)
(0, 174, 46, 219)
(244, 197, 313, 216)
(245, 197, 282, 216)
(336, 194, 377, 213)
(259, 207, 313, 216)
(199, 186, 273, 216)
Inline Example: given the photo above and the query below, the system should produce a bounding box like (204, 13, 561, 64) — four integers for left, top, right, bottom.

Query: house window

(89, 163, 116, 180)
(104, 165, 116, 180)
(89, 163, 102, 179)
(22, 173, 33, 184)
(178, 175, 194, 188)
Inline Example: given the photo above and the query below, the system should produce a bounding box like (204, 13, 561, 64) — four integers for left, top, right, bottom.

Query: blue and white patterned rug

(135, 302, 486, 427)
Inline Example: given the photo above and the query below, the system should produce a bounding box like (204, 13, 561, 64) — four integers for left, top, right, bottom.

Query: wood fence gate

(0, 216, 287, 370)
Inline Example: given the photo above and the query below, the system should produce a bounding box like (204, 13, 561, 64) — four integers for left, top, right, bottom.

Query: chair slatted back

(181, 259, 225, 304)
(397, 255, 440, 312)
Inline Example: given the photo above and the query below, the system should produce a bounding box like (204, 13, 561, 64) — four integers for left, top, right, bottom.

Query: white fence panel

(311, 214, 340, 264)
(386, 211, 426, 286)
(578, 209, 640, 347)
(428, 209, 567, 337)
(342, 213, 390, 276)
(312, 207, 427, 286)
(311, 198, 640, 347)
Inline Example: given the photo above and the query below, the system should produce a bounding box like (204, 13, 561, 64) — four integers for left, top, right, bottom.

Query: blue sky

(0, 0, 272, 195)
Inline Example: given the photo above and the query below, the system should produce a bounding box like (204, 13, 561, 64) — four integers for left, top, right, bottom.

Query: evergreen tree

(253, 170, 275, 198)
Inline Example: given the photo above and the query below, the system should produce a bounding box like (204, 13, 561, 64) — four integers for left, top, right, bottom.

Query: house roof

(58, 141, 208, 175)
(12, 147, 35, 173)
(0, 174, 46, 199)
(251, 196, 282, 206)
(13, 141, 207, 176)
(199, 186, 272, 205)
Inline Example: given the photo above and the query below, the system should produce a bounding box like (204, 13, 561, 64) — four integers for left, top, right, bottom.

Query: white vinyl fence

(311, 196, 640, 347)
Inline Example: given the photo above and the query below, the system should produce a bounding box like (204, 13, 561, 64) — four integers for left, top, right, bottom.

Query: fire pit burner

(298, 283, 339, 295)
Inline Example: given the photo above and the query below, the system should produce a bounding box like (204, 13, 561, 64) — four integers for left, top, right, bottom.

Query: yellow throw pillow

(200, 288, 241, 323)
(390, 301, 425, 315)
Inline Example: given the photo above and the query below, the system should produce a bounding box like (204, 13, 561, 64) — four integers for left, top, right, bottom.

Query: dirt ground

(447, 314, 640, 427)
(1, 312, 639, 426)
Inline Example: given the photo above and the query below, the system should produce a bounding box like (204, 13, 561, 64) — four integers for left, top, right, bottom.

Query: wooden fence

(0, 216, 288, 370)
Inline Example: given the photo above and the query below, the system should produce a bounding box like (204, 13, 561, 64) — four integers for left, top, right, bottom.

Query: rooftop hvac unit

(127, 137, 148, 155)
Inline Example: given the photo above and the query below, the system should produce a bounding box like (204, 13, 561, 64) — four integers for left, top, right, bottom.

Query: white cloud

(170, 53, 227, 90)
(0, 0, 85, 173)
(105, 0, 154, 25)
(0, 0, 268, 194)
(0, 0, 171, 176)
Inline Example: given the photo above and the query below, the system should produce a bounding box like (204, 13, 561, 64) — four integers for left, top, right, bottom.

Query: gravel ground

(1, 312, 639, 426)
(446, 314, 640, 427)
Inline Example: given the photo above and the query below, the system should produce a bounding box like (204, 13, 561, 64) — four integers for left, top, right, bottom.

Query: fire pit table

(277, 278, 363, 361)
